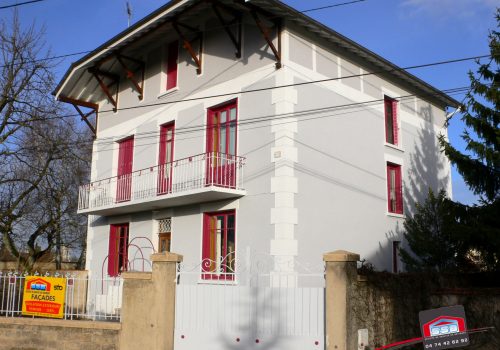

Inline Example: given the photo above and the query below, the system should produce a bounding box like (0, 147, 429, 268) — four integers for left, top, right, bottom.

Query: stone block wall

(351, 272, 500, 349)
(0, 318, 120, 350)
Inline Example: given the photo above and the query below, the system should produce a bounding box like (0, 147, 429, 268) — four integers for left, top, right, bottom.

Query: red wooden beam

(249, 11, 281, 69)
(173, 22, 203, 75)
(116, 54, 145, 100)
(88, 67, 119, 111)
(58, 95, 98, 137)
(211, 1, 241, 58)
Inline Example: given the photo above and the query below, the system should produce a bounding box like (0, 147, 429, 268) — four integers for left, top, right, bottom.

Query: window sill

(386, 212, 405, 219)
(157, 87, 179, 99)
(384, 143, 404, 152)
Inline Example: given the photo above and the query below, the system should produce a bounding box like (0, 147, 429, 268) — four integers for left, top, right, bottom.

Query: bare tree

(0, 13, 91, 271)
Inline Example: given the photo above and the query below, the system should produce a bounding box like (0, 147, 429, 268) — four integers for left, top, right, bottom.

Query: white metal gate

(174, 255, 325, 350)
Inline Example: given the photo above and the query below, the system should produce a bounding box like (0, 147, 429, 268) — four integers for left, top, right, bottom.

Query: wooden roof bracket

(173, 21, 203, 75)
(115, 54, 145, 100)
(58, 95, 98, 138)
(88, 67, 120, 112)
(250, 10, 282, 69)
(210, 0, 242, 58)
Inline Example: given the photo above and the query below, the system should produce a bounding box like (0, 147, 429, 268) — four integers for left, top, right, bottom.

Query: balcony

(78, 152, 245, 216)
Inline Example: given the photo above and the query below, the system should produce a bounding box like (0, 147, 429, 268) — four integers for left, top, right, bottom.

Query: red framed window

(166, 40, 178, 91)
(384, 96, 398, 145)
(206, 100, 238, 188)
(202, 210, 236, 280)
(387, 163, 403, 214)
(157, 122, 175, 195)
(108, 223, 129, 277)
(116, 137, 134, 202)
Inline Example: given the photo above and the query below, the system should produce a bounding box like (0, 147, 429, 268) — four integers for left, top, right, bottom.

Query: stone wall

(0, 318, 120, 350)
(351, 271, 500, 349)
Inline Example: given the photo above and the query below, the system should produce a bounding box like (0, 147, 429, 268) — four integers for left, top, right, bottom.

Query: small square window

(158, 218, 172, 253)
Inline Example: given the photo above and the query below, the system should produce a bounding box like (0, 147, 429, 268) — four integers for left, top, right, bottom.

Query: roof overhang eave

(53, 0, 193, 100)
(255, 0, 461, 109)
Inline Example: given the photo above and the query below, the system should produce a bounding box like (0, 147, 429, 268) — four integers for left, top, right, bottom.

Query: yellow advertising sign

(22, 276, 66, 319)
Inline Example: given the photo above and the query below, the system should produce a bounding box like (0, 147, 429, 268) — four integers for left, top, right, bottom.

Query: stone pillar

(323, 250, 360, 350)
(120, 252, 183, 350)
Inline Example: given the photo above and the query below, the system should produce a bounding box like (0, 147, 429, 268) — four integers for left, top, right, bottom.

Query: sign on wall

(22, 276, 66, 319)
(419, 305, 469, 349)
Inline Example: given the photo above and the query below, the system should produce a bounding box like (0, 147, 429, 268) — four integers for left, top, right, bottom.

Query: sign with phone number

(419, 305, 469, 349)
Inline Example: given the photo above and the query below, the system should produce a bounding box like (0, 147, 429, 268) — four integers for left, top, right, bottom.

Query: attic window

(384, 96, 398, 146)
(166, 40, 179, 91)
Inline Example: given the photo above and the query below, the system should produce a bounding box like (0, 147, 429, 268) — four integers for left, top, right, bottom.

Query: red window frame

(108, 223, 129, 277)
(206, 99, 238, 188)
(157, 122, 175, 195)
(116, 137, 134, 202)
(202, 210, 236, 280)
(166, 40, 178, 91)
(384, 96, 398, 146)
(387, 163, 403, 214)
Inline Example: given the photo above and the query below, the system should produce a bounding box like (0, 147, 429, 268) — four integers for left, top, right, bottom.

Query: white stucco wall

(84, 15, 452, 276)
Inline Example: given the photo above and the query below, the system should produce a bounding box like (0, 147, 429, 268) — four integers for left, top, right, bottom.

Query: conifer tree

(439, 10, 499, 203)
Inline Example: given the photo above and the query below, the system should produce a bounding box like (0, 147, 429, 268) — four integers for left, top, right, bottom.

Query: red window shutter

(395, 165, 403, 214)
(117, 137, 134, 202)
(119, 226, 129, 273)
(392, 100, 399, 146)
(108, 226, 118, 277)
(202, 214, 211, 274)
(118, 137, 134, 176)
(386, 165, 392, 212)
(166, 41, 178, 90)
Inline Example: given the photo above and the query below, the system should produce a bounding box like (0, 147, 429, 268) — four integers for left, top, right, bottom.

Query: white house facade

(55, 0, 457, 280)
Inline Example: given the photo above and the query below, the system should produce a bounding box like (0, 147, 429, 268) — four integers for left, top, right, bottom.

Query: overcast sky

(2, 0, 497, 205)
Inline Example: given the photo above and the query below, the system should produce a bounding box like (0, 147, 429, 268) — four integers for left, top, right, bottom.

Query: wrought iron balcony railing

(78, 152, 245, 213)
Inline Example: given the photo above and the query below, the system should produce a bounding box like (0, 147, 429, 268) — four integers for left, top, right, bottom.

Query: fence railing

(0, 272, 123, 322)
(78, 152, 245, 211)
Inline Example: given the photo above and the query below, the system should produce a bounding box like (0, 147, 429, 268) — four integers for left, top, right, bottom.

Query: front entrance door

(206, 101, 237, 188)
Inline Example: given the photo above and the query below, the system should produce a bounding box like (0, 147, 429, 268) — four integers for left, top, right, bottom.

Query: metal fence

(0, 271, 123, 322)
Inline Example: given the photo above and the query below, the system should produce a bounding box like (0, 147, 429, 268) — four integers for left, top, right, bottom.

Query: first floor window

(158, 218, 172, 253)
(108, 223, 129, 277)
(202, 210, 235, 280)
(387, 163, 403, 214)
